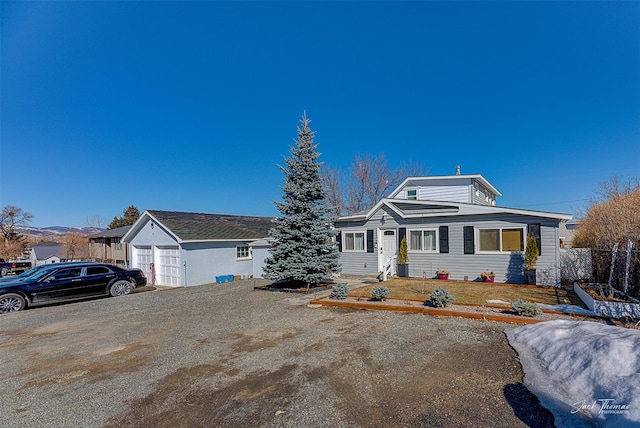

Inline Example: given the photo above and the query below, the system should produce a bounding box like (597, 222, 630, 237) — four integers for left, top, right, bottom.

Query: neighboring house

(558, 219, 582, 249)
(88, 225, 132, 266)
(122, 210, 273, 287)
(335, 174, 572, 286)
(28, 242, 68, 265)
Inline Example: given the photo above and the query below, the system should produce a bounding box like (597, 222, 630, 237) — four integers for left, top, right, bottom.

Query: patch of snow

(537, 303, 598, 316)
(506, 320, 640, 427)
(487, 299, 510, 304)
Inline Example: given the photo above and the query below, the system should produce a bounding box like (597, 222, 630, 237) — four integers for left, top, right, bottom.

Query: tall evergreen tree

(263, 113, 341, 287)
(107, 205, 141, 230)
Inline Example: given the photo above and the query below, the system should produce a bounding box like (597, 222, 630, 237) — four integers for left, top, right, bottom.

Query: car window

(17, 267, 42, 277)
(49, 268, 83, 280)
(32, 268, 59, 281)
(86, 266, 111, 276)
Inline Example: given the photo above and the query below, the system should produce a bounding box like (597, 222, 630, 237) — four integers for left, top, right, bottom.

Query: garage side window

(236, 246, 251, 260)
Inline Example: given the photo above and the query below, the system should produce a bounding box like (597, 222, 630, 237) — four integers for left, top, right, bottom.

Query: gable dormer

(389, 175, 501, 206)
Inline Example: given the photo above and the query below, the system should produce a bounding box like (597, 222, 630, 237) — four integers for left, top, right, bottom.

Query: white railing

(382, 255, 397, 281)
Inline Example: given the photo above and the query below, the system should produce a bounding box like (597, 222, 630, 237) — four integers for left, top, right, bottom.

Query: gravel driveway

(0, 280, 554, 427)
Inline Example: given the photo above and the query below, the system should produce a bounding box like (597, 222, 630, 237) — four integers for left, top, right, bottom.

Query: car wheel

(0, 268, 7, 277)
(110, 280, 133, 297)
(0, 293, 26, 314)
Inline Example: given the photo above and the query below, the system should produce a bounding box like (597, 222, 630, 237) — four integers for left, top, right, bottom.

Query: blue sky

(1, 1, 639, 228)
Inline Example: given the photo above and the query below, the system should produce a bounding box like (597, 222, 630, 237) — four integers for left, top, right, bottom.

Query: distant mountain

(15, 226, 105, 238)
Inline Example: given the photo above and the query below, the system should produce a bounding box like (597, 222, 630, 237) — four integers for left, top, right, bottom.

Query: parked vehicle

(0, 262, 100, 284)
(0, 259, 33, 277)
(0, 262, 147, 314)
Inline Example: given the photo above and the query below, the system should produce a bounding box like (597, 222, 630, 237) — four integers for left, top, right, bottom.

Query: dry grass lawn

(351, 278, 586, 307)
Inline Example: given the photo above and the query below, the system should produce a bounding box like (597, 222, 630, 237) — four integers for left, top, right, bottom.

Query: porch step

(362, 272, 384, 283)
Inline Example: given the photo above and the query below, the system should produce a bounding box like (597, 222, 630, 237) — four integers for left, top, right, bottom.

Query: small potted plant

(435, 269, 450, 280)
(523, 233, 539, 285)
(397, 236, 409, 277)
(480, 271, 495, 283)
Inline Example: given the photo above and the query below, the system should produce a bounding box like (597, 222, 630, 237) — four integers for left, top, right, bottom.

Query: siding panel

(418, 185, 469, 203)
(336, 212, 562, 285)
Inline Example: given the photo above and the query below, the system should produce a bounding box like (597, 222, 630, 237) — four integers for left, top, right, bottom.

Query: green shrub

(524, 233, 539, 270)
(510, 299, 542, 317)
(398, 236, 408, 265)
(371, 286, 390, 300)
(330, 283, 349, 300)
(429, 286, 454, 308)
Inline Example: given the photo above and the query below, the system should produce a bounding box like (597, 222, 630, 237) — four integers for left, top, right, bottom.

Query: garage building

(122, 210, 273, 286)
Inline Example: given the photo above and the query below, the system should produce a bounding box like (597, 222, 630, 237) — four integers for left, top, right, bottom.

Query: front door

(381, 230, 397, 265)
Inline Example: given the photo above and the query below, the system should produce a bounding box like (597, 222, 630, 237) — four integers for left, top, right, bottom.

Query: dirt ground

(0, 280, 555, 427)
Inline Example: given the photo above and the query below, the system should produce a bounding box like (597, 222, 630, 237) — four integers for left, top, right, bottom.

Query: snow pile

(537, 303, 597, 316)
(506, 320, 640, 427)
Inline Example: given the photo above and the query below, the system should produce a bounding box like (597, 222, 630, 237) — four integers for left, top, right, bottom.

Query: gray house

(335, 174, 572, 286)
(28, 242, 68, 265)
(88, 225, 132, 266)
(122, 210, 273, 286)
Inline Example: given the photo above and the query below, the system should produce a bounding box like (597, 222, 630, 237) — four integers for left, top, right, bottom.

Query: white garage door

(157, 246, 180, 286)
(134, 246, 153, 280)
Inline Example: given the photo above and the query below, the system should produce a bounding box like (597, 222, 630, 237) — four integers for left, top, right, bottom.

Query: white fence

(560, 248, 593, 281)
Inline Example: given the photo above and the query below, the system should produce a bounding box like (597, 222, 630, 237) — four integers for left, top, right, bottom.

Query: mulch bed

(254, 284, 334, 294)
(310, 296, 604, 325)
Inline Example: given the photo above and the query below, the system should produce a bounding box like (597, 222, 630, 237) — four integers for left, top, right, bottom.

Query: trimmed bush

(429, 286, 455, 308)
(330, 283, 349, 300)
(510, 299, 542, 317)
(371, 286, 390, 301)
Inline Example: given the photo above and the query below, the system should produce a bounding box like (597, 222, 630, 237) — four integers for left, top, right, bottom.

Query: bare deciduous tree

(0, 206, 33, 241)
(574, 177, 640, 298)
(323, 154, 430, 216)
(61, 232, 89, 260)
(85, 214, 107, 230)
(0, 206, 33, 259)
(322, 165, 344, 217)
(594, 175, 640, 200)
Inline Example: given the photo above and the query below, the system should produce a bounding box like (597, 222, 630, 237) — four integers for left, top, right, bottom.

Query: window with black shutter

(528, 223, 542, 255)
(464, 226, 475, 254)
(367, 230, 374, 253)
(439, 226, 449, 253)
(398, 228, 406, 247)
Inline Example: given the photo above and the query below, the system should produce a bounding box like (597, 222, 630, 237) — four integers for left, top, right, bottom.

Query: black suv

(0, 262, 147, 314)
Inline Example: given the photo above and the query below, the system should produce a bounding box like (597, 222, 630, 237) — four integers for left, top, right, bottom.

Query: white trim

(388, 175, 503, 199)
(182, 238, 265, 243)
(378, 228, 397, 272)
(337, 199, 572, 223)
(236, 245, 252, 260)
(408, 228, 439, 253)
(122, 211, 182, 244)
(342, 231, 367, 252)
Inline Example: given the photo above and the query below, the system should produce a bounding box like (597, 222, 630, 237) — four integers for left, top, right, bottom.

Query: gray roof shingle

(31, 242, 67, 260)
(88, 225, 132, 239)
(147, 210, 273, 241)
